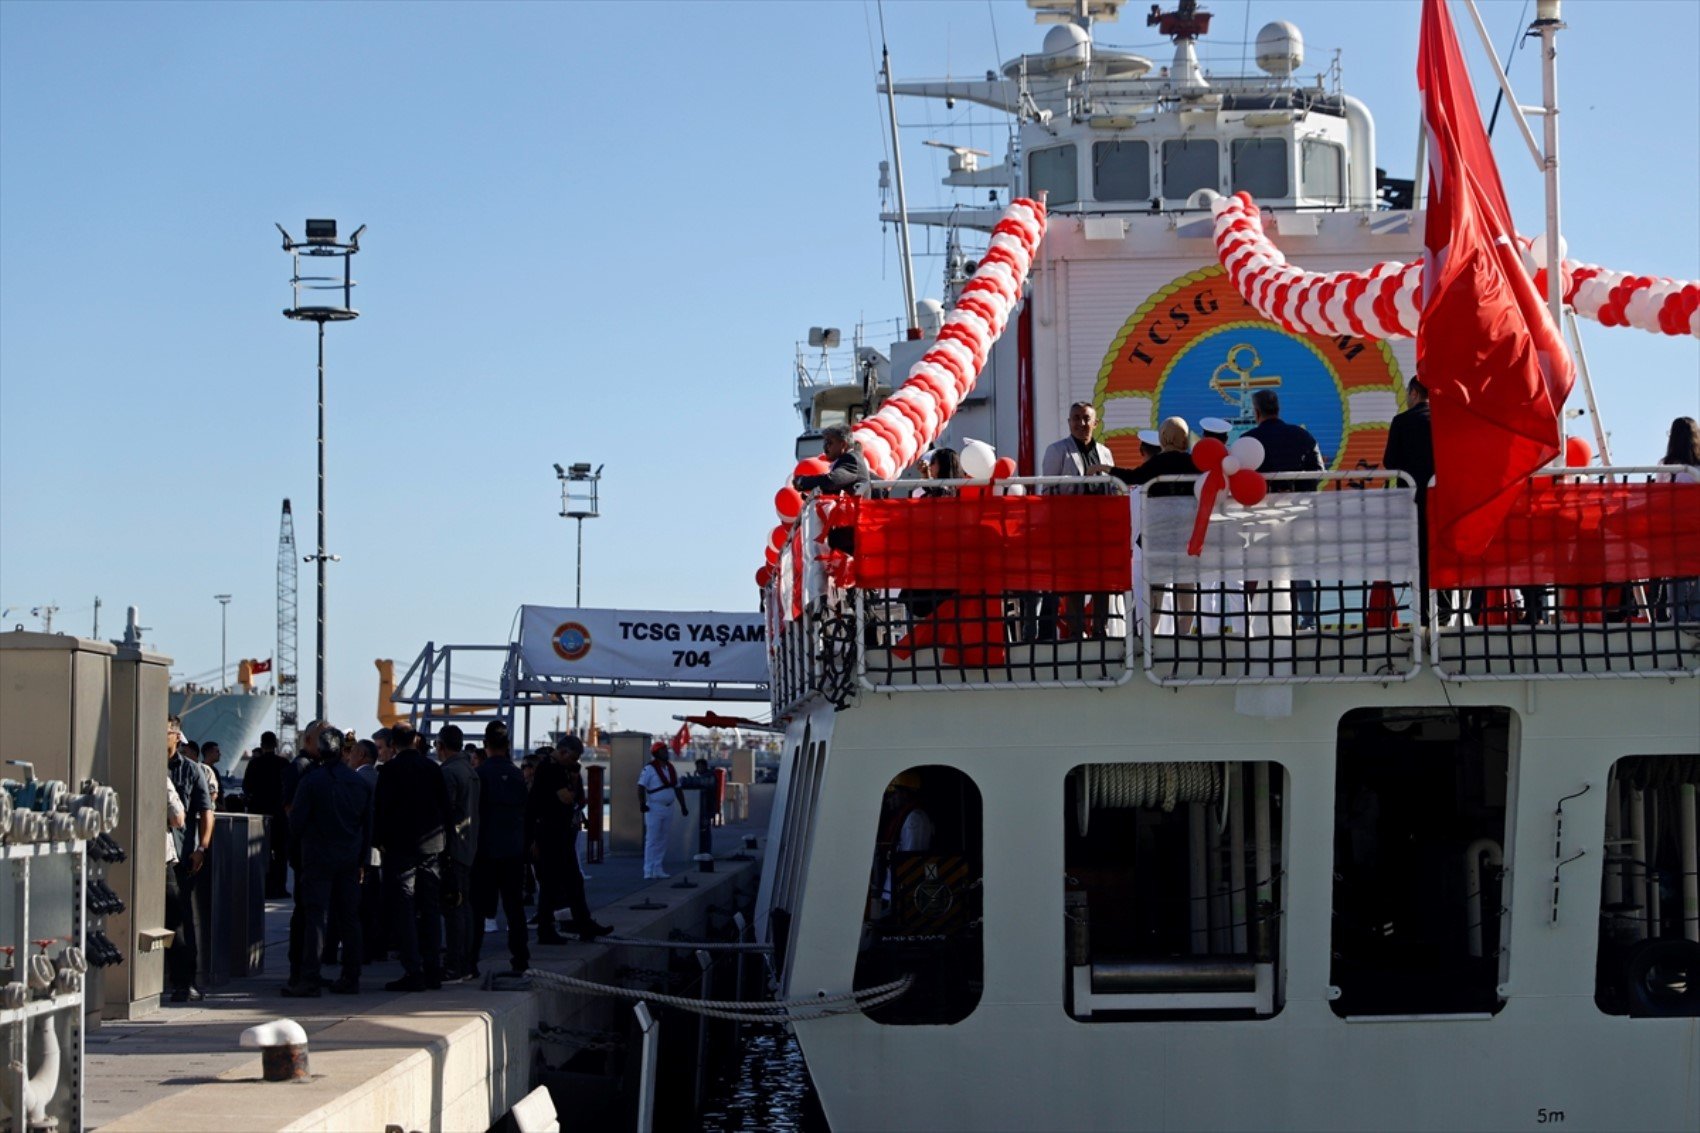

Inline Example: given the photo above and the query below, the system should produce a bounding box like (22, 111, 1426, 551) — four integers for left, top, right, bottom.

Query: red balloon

(1192, 437, 1229, 474)
(992, 456, 1018, 480)
(1564, 435, 1593, 468)
(755, 566, 772, 588)
(774, 486, 802, 522)
(1228, 469, 1268, 507)
(763, 544, 779, 566)
(769, 523, 789, 551)
(793, 456, 829, 479)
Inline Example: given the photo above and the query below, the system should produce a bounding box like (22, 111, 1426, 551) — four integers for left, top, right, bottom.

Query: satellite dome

(1041, 23, 1092, 69)
(1255, 21, 1304, 77)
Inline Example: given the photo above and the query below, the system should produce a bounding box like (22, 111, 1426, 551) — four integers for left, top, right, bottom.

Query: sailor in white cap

(1199, 416, 1232, 442)
(1137, 428, 1162, 461)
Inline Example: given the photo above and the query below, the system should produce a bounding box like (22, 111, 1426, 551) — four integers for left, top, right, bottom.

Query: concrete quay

(88, 842, 764, 1133)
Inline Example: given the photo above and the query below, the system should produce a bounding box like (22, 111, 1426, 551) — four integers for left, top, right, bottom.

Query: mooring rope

(597, 935, 773, 953)
(527, 969, 912, 1023)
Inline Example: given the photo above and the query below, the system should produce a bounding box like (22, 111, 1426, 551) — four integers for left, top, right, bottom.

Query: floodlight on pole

(279, 218, 363, 721)
(215, 594, 232, 690)
(556, 461, 603, 735)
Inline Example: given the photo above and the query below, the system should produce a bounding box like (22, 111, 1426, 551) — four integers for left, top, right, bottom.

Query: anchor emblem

(1209, 344, 1283, 429)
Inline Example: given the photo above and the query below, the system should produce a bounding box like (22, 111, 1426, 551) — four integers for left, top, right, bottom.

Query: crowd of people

(796, 394, 1700, 633)
(161, 716, 621, 1002)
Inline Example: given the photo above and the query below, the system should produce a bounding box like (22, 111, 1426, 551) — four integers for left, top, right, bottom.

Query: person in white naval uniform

(637, 742, 688, 879)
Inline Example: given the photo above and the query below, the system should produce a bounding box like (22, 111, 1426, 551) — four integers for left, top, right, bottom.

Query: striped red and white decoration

(1210, 191, 1699, 341)
(763, 197, 1047, 573)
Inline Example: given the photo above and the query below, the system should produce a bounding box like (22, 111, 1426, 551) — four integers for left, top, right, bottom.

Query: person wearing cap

(637, 741, 689, 880)
(1091, 418, 1202, 635)
(526, 736, 613, 943)
(1199, 416, 1232, 444)
(874, 771, 934, 911)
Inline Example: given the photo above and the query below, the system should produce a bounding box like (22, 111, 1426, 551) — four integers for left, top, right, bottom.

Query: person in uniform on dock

(526, 735, 613, 942)
(375, 722, 452, 991)
(437, 724, 481, 982)
(164, 715, 212, 1003)
(473, 726, 532, 972)
(282, 726, 372, 997)
(638, 741, 688, 880)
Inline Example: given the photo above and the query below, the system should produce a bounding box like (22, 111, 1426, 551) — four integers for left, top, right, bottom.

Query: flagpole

(1534, 1, 1566, 340)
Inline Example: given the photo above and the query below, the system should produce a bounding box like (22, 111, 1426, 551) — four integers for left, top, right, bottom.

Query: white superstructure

(759, 3, 1700, 1130)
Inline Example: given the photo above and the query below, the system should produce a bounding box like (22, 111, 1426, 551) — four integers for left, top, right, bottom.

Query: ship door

(1330, 707, 1514, 1017)
(855, 765, 983, 1025)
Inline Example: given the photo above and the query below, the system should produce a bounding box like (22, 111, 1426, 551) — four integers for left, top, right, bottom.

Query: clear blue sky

(3, 1, 1695, 740)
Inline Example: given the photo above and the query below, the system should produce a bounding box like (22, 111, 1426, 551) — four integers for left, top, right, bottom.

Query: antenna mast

(276, 499, 299, 755)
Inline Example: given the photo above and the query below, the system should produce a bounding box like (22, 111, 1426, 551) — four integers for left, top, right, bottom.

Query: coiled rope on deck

(1076, 762, 1226, 836)
(527, 969, 913, 1024)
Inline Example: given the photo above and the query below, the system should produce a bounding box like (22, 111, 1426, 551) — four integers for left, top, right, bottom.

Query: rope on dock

(527, 969, 912, 1023)
(597, 935, 773, 952)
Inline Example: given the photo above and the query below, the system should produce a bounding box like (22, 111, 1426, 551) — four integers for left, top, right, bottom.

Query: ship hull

(760, 672, 1700, 1131)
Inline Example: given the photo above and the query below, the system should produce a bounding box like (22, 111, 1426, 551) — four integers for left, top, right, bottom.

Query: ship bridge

(887, 0, 1378, 231)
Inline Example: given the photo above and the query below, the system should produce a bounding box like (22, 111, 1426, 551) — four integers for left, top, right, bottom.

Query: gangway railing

(1138, 471, 1423, 686)
(1429, 466, 1700, 681)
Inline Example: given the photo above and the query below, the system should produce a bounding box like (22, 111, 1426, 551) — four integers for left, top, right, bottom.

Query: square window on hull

(1331, 707, 1513, 1018)
(1064, 760, 1286, 1021)
(1595, 755, 1700, 1018)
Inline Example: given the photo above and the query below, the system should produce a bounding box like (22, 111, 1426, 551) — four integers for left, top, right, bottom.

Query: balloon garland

(1210, 191, 1700, 341)
(1187, 436, 1268, 556)
(761, 197, 1048, 580)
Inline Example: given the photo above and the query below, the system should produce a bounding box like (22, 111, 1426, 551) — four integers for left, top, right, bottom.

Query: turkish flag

(249, 657, 273, 674)
(1417, 0, 1574, 558)
(670, 723, 691, 756)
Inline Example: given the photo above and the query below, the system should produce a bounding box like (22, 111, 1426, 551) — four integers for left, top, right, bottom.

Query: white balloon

(1221, 455, 1242, 476)
(960, 439, 998, 480)
(1527, 231, 1568, 271)
(1228, 436, 1265, 471)
(1002, 483, 1028, 496)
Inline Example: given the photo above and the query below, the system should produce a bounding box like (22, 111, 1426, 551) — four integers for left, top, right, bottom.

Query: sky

(2, 0, 1695, 743)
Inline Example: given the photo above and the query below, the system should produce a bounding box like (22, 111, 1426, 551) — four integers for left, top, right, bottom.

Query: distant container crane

(277, 499, 299, 755)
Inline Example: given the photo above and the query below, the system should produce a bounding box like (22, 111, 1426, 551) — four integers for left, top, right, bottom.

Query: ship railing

(1137, 471, 1424, 686)
(856, 475, 1139, 693)
(1428, 466, 1700, 682)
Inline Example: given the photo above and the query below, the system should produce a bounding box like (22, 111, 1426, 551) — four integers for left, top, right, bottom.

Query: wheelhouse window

(1331, 707, 1513, 1017)
(1595, 755, 1700, 1018)
(1230, 138, 1289, 199)
(1064, 760, 1286, 1021)
(1093, 140, 1151, 202)
(856, 765, 983, 1024)
(1301, 138, 1345, 204)
(1162, 138, 1219, 201)
(1029, 145, 1079, 207)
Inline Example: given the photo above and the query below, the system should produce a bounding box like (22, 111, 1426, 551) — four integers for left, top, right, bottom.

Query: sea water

(698, 1029, 828, 1132)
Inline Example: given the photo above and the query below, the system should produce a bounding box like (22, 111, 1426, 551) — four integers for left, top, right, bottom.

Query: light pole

(279, 219, 363, 720)
(556, 461, 603, 733)
(215, 594, 232, 689)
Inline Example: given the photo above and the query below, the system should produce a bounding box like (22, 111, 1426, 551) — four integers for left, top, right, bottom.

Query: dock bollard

(239, 1019, 310, 1081)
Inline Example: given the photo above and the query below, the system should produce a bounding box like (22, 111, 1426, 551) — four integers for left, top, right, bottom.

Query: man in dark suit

(282, 726, 372, 996)
(1383, 377, 1451, 624)
(374, 722, 452, 991)
(1245, 390, 1326, 628)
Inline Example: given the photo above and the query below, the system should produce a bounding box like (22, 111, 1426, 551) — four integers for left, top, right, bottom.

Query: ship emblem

(550, 621, 593, 662)
(1093, 265, 1406, 469)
